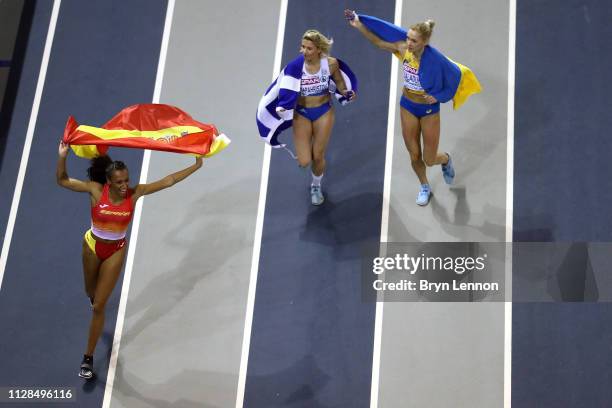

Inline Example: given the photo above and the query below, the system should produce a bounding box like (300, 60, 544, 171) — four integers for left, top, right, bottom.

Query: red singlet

(90, 184, 134, 241)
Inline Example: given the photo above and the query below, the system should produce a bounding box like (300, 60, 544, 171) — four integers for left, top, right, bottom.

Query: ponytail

(87, 155, 112, 184)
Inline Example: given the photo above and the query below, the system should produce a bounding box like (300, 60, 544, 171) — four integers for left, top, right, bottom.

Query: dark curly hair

(87, 155, 127, 184)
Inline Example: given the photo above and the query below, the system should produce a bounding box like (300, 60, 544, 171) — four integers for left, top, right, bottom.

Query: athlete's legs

(420, 112, 448, 167)
(293, 113, 314, 168)
(400, 106, 428, 184)
(85, 245, 126, 356)
(82, 240, 101, 302)
(311, 107, 335, 176)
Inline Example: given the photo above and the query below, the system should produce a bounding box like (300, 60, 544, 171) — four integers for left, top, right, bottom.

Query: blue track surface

(513, 0, 612, 406)
(243, 2, 394, 407)
(0, 1, 166, 406)
(3, 0, 612, 406)
(0, 0, 50, 250)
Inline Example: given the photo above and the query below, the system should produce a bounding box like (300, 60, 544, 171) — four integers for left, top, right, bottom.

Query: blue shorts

(296, 102, 332, 122)
(400, 95, 440, 118)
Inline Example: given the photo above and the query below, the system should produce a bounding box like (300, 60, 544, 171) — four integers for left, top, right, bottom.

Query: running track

(0, 1, 611, 407)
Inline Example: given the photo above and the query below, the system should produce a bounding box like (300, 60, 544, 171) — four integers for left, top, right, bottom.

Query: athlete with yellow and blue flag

(345, 10, 481, 206)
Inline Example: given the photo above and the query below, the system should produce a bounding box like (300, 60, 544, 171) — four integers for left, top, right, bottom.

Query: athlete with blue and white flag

(345, 9, 481, 206)
(256, 30, 357, 205)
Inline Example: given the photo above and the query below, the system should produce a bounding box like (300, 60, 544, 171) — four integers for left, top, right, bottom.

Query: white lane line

(370, 1, 403, 407)
(234, 1, 288, 407)
(0, 0, 62, 292)
(101, 1, 176, 406)
(504, 0, 516, 407)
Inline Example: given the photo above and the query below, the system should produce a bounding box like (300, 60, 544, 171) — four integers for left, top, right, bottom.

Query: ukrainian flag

(359, 14, 481, 110)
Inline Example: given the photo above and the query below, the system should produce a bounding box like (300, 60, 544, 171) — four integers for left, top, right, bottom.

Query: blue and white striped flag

(256, 54, 358, 148)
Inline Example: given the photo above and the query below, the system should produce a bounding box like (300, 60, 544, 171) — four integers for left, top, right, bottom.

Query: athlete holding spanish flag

(56, 141, 202, 380)
(345, 9, 481, 206)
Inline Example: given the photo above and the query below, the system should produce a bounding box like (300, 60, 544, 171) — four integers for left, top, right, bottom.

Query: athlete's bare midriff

(402, 88, 430, 104)
(297, 94, 331, 108)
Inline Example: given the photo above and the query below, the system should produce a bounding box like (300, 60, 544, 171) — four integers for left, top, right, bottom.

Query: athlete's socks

(311, 172, 323, 187)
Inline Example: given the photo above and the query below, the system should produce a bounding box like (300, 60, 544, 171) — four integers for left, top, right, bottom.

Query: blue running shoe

(442, 153, 455, 184)
(310, 185, 324, 206)
(416, 184, 431, 206)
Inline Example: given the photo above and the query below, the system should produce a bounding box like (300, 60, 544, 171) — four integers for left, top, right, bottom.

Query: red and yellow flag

(62, 104, 230, 159)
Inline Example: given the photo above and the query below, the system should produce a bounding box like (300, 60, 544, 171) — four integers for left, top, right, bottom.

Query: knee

(409, 151, 422, 164)
(422, 156, 436, 167)
(312, 146, 326, 162)
(297, 158, 311, 168)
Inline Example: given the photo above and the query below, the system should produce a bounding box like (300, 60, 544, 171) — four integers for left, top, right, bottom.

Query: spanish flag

(63, 104, 230, 159)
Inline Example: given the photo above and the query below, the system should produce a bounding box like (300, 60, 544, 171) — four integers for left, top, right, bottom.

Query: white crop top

(300, 58, 330, 97)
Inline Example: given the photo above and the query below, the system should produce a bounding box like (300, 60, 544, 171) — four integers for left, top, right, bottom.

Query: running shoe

(310, 185, 324, 206)
(79, 355, 94, 379)
(416, 184, 432, 206)
(441, 153, 455, 185)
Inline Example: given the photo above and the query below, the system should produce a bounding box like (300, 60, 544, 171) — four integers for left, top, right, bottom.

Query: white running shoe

(416, 184, 432, 206)
(310, 185, 324, 206)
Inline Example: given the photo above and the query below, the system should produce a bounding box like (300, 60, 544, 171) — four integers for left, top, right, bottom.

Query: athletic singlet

(300, 57, 330, 97)
(91, 184, 134, 240)
(401, 50, 425, 94)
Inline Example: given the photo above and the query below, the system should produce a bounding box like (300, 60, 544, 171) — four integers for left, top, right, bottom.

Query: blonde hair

(302, 30, 333, 55)
(410, 19, 435, 41)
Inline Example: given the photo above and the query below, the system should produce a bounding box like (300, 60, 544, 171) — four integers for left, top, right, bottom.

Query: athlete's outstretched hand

(58, 141, 70, 158)
(344, 9, 359, 27)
